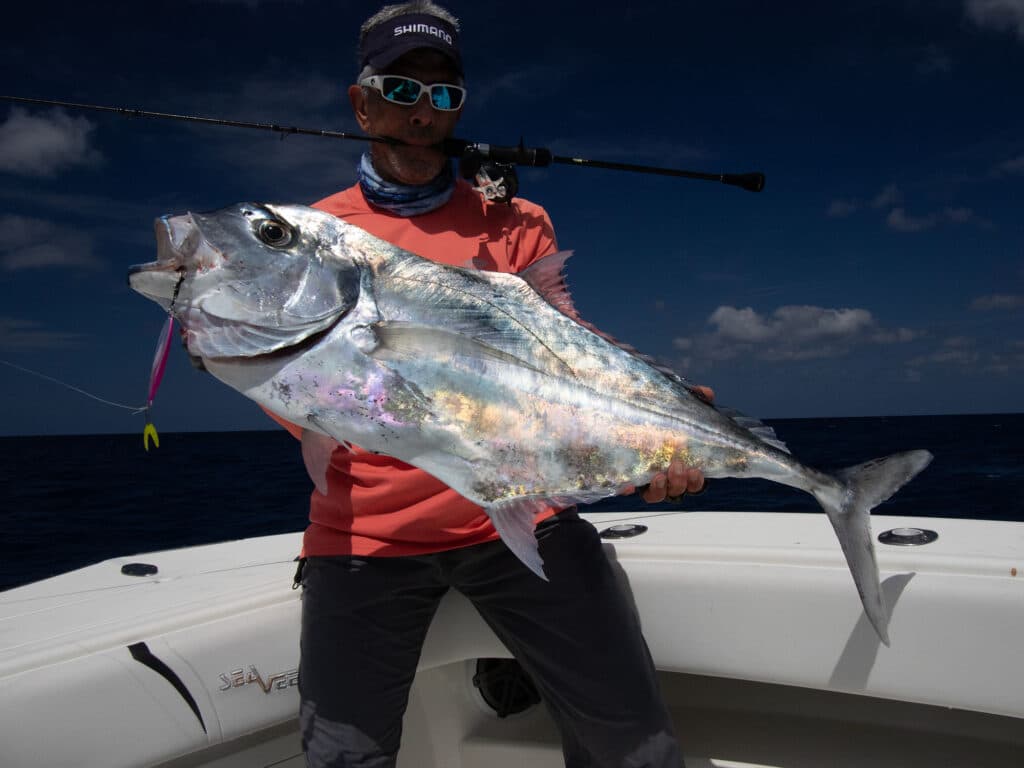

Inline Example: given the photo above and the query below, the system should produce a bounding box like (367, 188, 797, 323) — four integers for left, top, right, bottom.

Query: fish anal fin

(300, 427, 346, 496)
(487, 498, 549, 580)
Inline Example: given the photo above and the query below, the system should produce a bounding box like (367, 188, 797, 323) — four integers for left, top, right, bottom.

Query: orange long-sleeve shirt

(269, 179, 561, 557)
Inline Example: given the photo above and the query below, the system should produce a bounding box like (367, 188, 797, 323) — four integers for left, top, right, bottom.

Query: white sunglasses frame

(358, 74, 466, 112)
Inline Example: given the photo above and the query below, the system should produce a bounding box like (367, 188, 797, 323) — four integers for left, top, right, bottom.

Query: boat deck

(2, 511, 1022, 767)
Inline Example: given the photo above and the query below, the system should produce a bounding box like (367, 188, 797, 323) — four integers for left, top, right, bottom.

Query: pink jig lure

(143, 272, 183, 450)
(143, 315, 174, 451)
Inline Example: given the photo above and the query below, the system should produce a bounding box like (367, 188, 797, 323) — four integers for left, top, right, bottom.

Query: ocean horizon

(2, 412, 1022, 591)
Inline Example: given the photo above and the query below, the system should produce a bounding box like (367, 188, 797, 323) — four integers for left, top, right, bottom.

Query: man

(286, 3, 705, 766)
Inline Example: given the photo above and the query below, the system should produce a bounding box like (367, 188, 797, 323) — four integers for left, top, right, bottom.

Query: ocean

(1, 413, 1022, 592)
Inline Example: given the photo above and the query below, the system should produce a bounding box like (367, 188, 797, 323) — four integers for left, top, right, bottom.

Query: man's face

(349, 49, 463, 185)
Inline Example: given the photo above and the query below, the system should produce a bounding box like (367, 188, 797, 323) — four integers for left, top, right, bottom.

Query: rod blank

(2, 95, 765, 192)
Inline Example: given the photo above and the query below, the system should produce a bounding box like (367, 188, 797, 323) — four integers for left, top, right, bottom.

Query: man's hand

(627, 384, 714, 504)
(638, 460, 706, 503)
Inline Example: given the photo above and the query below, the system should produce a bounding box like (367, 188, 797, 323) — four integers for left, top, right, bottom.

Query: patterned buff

(357, 152, 455, 216)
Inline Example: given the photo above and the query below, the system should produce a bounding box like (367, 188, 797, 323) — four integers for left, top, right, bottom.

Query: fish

(128, 202, 932, 645)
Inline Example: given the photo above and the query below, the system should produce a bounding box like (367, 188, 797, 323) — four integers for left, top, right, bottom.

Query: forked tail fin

(813, 449, 934, 645)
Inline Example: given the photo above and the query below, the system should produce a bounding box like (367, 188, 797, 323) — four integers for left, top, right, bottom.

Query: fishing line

(0, 359, 146, 414)
(0, 580, 156, 607)
(0, 558, 301, 605)
(1, 273, 184, 437)
(591, 510, 689, 521)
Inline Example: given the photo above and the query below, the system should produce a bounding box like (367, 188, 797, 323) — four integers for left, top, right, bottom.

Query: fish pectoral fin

(300, 427, 347, 495)
(372, 321, 549, 375)
(487, 499, 549, 580)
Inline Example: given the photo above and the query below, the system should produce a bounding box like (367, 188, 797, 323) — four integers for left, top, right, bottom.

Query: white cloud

(0, 317, 83, 349)
(907, 334, 1024, 372)
(871, 184, 902, 209)
(829, 183, 990, 231)
(886, 206, 988, 232)
(826, 199, 858, 218)
(966, 0, 1024, 40)
(916, 45, 952, 75)
(985, 339, 1024, 372)
(908, 336, 980, 367)
(872, 327, 921, 343)
(672, 304, 920, 364)
(994, 153, 1024, 174)
(0, 108, 102, 177)
(886, 207, 938, 232)
(0, 215, 100, 270)
(971, 293, 1024, 310)
(944, 206, 974, 223)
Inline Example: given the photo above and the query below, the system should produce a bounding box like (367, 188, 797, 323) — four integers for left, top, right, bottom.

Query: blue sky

(1, 0, 1022, 436)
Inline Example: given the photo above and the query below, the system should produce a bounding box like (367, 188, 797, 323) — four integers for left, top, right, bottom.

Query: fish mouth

(155, 213, 202, 268)
(128, 214, 220, 308)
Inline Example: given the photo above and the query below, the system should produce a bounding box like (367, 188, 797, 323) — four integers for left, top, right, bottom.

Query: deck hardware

(121, 562, 159, 576)
(473, 658, 541, 717)
(599, 523, 649, 539)
(878, 527, 938, 546)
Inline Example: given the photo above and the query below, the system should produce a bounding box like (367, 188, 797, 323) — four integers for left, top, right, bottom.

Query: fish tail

(811, 449, 934, 646)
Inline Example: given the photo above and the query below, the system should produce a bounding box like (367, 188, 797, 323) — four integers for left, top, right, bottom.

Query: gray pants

(299, 510, 684, 767)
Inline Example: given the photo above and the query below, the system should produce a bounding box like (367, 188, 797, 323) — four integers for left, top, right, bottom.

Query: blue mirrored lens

(382, 77, 421, 104)
(431, 86, 454, 110)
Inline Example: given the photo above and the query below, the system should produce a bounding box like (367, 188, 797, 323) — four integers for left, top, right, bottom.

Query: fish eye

(256, 219, 295, 248)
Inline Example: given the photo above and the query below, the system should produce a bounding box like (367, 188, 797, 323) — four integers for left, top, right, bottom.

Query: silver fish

(129, 202, 932, 645)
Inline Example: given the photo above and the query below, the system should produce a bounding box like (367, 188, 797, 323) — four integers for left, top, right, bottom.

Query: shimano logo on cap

(360, 12, 463, 74)
(393, 23, 453, 46)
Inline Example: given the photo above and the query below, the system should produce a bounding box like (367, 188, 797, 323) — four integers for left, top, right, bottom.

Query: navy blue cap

(360, 12, 463, 75)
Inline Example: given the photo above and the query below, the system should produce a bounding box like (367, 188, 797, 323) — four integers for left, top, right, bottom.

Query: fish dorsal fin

(519, 251, 704, 393)
(518, 251, 651, 353)
(717, 407, 791, 454)
(519, 251, 581, 320)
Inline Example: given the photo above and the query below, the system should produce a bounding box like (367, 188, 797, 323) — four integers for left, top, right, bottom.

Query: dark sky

(1, 0, 1022, 436)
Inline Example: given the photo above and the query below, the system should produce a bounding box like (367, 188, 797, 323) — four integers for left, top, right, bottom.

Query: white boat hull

(2, 511, 1022, 767)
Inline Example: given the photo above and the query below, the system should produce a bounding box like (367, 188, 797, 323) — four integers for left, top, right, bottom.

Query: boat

(2, 509, 1022, 767)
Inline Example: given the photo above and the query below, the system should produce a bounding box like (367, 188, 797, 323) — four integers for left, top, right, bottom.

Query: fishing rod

(1, 95, 766, 195)
(442, 138, 765, 193)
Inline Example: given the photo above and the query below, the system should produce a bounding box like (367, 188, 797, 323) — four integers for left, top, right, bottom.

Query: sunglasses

(359, 75, 466, 111)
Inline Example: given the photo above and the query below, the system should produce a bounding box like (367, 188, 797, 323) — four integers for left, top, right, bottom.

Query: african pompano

(129, 202, 932, 644)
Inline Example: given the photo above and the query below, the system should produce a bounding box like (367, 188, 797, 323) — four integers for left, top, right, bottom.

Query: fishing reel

(458, 143, 519, 204)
